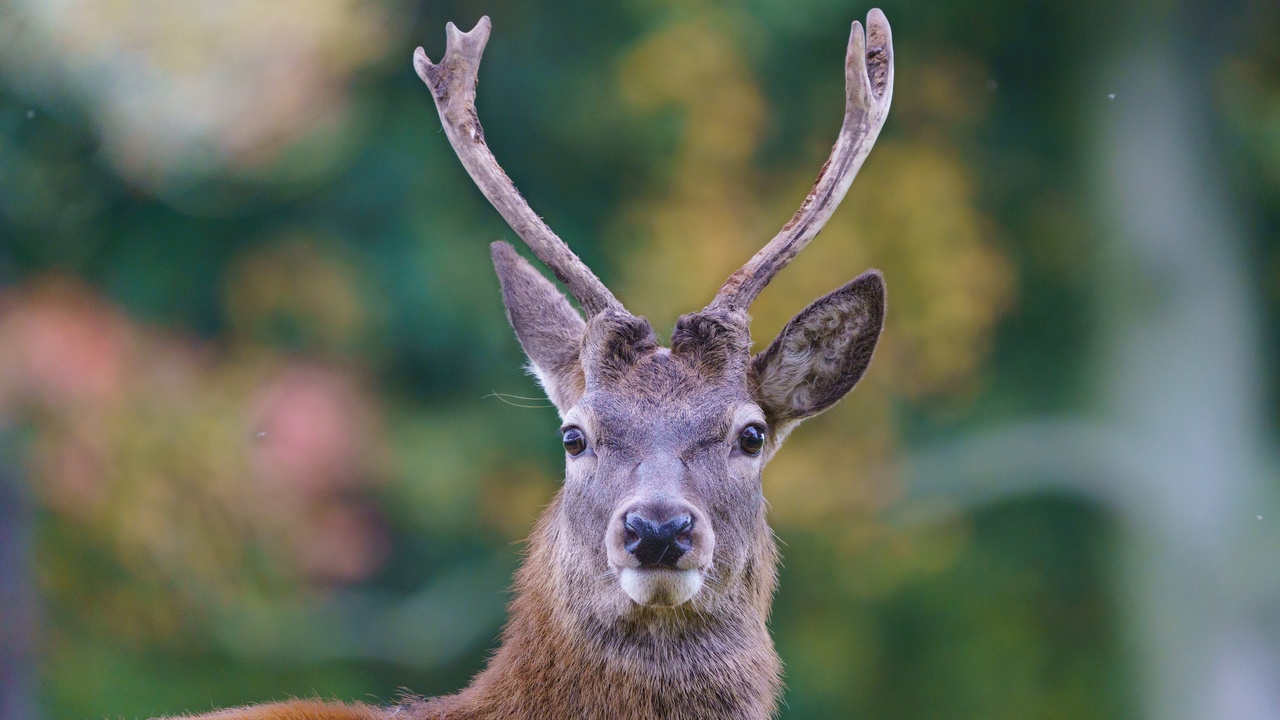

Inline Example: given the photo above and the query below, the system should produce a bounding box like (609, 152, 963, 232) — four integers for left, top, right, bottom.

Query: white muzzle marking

(619, 567, 704, 607)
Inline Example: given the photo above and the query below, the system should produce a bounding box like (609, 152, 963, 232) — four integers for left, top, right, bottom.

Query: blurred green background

(1, 0, 1278, 718)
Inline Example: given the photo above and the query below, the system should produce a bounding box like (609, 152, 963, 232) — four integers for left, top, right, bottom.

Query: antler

(708, 9, 894, 313)
(414, 18, 625, 317)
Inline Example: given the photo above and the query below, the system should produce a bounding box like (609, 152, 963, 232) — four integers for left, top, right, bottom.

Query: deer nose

(623, 512, 694, 569)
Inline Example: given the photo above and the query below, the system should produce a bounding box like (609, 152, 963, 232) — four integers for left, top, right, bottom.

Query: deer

(172, 8, 892, 720)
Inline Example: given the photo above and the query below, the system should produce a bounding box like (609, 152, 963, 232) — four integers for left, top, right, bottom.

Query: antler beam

(414, 17, 624, 317)
(708, 9, 894, 313)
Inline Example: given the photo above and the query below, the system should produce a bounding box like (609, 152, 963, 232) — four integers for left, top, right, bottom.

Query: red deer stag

(173, 8, 892, 720)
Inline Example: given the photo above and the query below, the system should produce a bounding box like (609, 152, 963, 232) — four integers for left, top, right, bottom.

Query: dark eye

(562, 427, 588, 457)
(737, 424, 766, 456)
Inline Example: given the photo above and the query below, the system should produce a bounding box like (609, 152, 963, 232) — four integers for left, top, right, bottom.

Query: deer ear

(751, 271, 885, 431)
(490, 242, 587, 413)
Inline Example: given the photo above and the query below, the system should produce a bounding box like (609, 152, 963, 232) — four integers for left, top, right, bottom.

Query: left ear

(490, 241, 587, 414)
(750, 271, 885, 431)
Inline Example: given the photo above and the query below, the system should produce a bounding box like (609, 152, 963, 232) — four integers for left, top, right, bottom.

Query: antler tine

(414, 18, 625, 317)
(708, 9, 894, 313)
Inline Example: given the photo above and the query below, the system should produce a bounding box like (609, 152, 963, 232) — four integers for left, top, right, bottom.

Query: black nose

(624, 513, 693, 569)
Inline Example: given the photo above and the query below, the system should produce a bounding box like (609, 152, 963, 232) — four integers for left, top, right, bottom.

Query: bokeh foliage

(0, 0, 1276, 718)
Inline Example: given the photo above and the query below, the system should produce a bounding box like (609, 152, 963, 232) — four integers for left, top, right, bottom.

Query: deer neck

(415, 499, 783, 720)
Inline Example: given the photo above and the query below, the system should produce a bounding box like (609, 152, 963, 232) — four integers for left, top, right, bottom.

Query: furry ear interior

(490, 242, 587, 414)
(751, 271, 885, 433)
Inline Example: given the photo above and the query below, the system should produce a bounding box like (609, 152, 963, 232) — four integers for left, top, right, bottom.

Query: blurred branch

(901, 418, 1124, 509)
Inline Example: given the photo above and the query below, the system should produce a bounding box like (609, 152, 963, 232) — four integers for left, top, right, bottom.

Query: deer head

(411, 10, 893, 717)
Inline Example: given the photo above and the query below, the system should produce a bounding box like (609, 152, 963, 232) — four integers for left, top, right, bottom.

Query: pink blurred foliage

(249, 363, 389, 585)
(0, 277, 130, 519)
(0, 275, 390, 632)
(251, 364, 373, 499)
(0, 275, 131, 412)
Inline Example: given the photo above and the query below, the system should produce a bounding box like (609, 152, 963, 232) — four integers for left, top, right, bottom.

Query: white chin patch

(618, 568, 704, 607)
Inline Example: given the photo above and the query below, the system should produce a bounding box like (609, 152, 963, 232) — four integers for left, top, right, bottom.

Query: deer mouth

(617, 567, 704, 607)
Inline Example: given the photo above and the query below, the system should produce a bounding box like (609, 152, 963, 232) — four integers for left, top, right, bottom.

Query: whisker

(487, 391, 548, 401)
(483, 391, 554, 409)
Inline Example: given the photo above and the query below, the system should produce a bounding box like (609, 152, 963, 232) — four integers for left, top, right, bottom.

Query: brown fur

(163, 10, 892, 719)
(409, 500, 782, 719)
(181, 700, 382, 719)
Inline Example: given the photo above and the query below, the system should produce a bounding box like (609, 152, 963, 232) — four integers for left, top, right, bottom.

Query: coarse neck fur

(405, 496, 783, 720)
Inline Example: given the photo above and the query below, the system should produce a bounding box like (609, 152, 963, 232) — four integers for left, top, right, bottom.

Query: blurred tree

(0, 448, 37, 720)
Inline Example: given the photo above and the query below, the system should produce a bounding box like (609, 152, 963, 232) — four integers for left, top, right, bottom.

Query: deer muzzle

(606, 498, 714, 607)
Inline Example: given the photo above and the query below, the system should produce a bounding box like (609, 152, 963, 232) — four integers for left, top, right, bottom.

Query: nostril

(672, 515, 693, 534)
(623, 513, 648, 555)
(669, 515, 694, 552)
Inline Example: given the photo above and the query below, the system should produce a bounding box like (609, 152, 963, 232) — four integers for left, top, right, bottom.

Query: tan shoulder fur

(178, 700, 385, 720)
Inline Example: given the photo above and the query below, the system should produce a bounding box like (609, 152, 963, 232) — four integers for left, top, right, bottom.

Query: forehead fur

(580, 312, 660, 389)
(670, 309, 752, 380)
(580, 307, 754, 398)
(578, 348, 758, 441)
(570, 309, 766, 450)
(590, 349, 751, 407)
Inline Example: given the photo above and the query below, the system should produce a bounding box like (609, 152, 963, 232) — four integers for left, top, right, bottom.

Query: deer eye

(737, 424, 766, 456)
(562, 427, 588, 457)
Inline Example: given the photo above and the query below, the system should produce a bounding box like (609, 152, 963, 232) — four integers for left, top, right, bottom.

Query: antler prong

(709, 9, 893, 313)
(415, 17, 624, 317)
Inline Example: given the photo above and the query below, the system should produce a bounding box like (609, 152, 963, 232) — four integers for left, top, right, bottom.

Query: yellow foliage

(225, 235, 382, 356)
